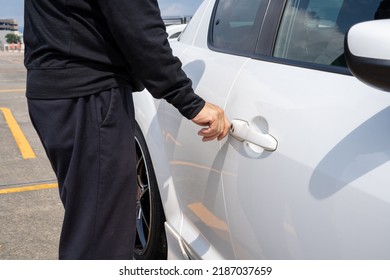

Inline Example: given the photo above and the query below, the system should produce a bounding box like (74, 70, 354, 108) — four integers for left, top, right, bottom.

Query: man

(24, 0, 230, 259)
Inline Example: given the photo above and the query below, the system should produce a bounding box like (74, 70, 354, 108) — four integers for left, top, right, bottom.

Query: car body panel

(223, 59, 390, 259)
(159, 47, 249, 259)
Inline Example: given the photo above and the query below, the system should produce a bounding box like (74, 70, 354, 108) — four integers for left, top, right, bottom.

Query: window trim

(251, 53, 352, 75)
(255, 0, 286, 55)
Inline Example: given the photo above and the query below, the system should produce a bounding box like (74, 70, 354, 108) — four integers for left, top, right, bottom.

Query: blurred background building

(0, 19, 23, 51)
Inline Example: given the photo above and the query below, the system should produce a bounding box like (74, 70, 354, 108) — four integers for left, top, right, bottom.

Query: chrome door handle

(229, 119, 278, 151)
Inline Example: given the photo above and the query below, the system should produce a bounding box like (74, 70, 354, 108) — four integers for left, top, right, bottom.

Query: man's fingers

(192, 102, 230, 142)
(197, 117, 230, 141)
(197, 127, 219, 141)
(217, 118, 231, 141)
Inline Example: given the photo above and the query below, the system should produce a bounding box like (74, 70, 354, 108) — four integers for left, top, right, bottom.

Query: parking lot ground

(0, 51, 63, 260)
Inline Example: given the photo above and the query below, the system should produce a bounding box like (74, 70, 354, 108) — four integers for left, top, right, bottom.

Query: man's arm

(97, 0, 230, 140)
(96, 0, 203, 118)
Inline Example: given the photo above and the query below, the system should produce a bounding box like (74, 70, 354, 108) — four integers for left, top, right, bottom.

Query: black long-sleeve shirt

(24, 0, 205, 119)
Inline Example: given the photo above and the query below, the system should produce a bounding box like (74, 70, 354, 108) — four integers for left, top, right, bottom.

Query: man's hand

(192, 102, 231, 142)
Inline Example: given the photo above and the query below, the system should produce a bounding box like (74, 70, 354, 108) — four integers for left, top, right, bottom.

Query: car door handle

(229, 119, 278, 151)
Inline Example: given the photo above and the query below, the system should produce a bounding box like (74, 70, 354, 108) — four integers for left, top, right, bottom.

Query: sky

(0, 0, 203, 28)
(0, 0, 23, 27)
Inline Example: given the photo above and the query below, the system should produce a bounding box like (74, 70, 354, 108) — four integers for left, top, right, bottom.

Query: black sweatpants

(27, 87, 137, 259)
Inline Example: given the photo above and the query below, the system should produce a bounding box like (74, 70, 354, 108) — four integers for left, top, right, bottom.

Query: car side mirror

(344, 19, 390, 92)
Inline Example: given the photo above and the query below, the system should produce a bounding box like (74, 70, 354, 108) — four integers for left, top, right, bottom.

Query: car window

(210, 0, 267, 54)
(273, 0, 389, 67)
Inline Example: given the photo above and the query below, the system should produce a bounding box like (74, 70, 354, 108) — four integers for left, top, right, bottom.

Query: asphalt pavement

(0, 51, 63, 260)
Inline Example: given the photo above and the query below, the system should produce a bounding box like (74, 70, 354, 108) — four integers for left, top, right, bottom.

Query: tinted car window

(210, 0, 267, 54)
(274, 0, 389, 67)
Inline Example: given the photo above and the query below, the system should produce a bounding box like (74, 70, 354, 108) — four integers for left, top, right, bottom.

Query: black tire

(133, 123, 167, 259)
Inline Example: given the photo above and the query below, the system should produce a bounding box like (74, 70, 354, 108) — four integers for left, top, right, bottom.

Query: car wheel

(133, 123, 167, 259)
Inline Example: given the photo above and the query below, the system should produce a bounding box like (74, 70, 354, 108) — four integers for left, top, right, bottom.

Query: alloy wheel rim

(134, 137, 152, 255)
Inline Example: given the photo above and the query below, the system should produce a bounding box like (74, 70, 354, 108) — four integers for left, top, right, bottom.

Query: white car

(133, 0, 390, 260)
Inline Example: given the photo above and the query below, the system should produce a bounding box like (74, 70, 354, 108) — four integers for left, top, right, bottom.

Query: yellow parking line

(0, 107, 36, 159)
(0, 89, 26, 93)
(0, 183, 58, 195)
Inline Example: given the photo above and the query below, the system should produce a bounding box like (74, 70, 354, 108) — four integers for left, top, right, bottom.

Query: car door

(222, 0, 390, 259)
(160, 0, 267, 259)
